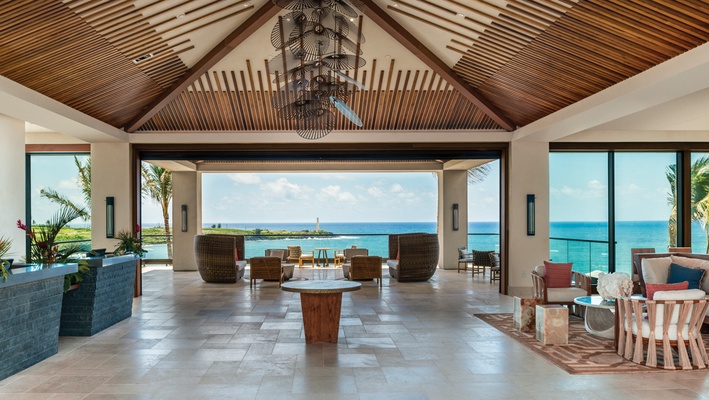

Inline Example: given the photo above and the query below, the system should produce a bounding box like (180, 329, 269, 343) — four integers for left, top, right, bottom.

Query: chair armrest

(531, 271, 548, 303)
(572, 271, 592, 295)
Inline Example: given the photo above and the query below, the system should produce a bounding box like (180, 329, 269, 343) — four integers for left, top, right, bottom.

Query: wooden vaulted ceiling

(1, 0, 708, 136)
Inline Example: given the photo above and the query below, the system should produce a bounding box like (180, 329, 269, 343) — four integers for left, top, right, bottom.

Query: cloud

(320, 185, 357, 202)
(57, 178, 79, 189)
(390, 184, 404, 193)
(262, 178, 303, 199)
(228, 173, 261, 184)
(367, 186, 384, 197)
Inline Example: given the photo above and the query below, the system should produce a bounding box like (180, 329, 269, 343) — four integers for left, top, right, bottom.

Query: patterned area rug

(475, 313, 708, 375)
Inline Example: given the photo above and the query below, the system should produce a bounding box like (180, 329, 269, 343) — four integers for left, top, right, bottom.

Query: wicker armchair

(288, 245, 314, 267)
(194, 234, 246, 283)
(386, 233, 439, 282)
(341, 248, 369, 279)
(249, 256, 283, 289)
(617, 291, 709, 370)
(349, 256, 383, 287)
(472, 249, 495, 276)
(531, 265, 590, 307)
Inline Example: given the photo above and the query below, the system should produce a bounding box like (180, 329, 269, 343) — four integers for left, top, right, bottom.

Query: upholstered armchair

(386, 233, 439, 282)
(348, 256, 383, 287)
(341, 248, 369, 279)
(457, 247, 473, 273)
(249, 256, 284, 289)
(194, 234, 246, 283)
(617, 290, 709, 370)
(531, 264, 591, 307)
(264, 248, 290, 262)
(490, 252, 501, 283)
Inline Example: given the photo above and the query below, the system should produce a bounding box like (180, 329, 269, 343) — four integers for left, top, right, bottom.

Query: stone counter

(0, 263, 78, 381)
(59, 255, 137, 336)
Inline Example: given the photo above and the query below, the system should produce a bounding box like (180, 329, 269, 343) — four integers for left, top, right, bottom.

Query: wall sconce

(181, 205, 188, 232)
(452, 203, 459, 231)
(106, 197, 115, 238)
(527, 194, 535, 236)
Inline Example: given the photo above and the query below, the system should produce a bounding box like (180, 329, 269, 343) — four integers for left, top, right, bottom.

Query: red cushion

(646, 281, 689, 300)
(235, 248, 239, 262)
(543, 261, 572, 288)
(396, 251, 399, 260)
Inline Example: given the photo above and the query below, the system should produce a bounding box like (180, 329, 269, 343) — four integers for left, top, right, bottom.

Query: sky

(549, 152, 676, 222)
(28, 155, 501, 226)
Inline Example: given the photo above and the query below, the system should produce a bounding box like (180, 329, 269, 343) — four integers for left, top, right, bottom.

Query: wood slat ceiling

(0, 0, 708, 134)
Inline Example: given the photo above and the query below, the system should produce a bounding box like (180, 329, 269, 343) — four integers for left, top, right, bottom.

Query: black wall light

(452, 203, 459, 231)
(106, 197, 115, 238)
(181, 205, 188, 232)
(527, 194, 535, 236)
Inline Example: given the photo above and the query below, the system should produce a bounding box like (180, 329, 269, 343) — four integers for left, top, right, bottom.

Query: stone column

(437, 170, 468, 270)
(172, 171, 200, 271)
(0, 115, 26, 258)
(508, 140, 550, 296)
(91, 143, 132, 252)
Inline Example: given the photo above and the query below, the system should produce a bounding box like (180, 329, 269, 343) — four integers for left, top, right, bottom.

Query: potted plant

(17, 204, 90, 292)
(113, 225, 146, 257)
(0, 236, 12, 282)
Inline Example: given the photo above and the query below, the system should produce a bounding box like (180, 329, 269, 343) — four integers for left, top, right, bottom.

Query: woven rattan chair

(249, 256, 284, 289)
(472, 249, 494, 276)
(489, 252, 501, 283)
(288, 245, 314, 267)
(617, 292, 709, 370)
(386, 233, 439, 282)
(531, 266, 591, 307)
(349, 255, 383, 287)
(457, 247, 473, 273)
(194, 234, 246, 283)
(341, 248, 369, 279)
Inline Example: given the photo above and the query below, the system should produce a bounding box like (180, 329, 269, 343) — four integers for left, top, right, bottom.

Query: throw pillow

(543, 261, 572, 288)
(641, 257, 672, 284)
(667, 263, 706, 290)
(234, 248, 239, 262)
(646, 281, 689, 300)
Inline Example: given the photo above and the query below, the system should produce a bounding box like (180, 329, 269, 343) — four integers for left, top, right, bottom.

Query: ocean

(141, 220, 709, 274)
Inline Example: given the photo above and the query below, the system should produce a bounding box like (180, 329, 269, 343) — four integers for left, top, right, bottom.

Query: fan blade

(329, 96, 362, 127)
(331, 69, 367, 90)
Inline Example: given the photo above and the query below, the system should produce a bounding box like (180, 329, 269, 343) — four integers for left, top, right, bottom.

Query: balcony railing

(550, 237, 611, 275)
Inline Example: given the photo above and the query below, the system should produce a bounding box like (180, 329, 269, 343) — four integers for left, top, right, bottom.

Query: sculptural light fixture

(527, 194, 535, 236)
(106, 197, 115, 238)
(269, 0, 366, 139)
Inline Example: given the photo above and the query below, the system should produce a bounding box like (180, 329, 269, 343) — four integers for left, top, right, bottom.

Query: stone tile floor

(2, 267, 709, 399)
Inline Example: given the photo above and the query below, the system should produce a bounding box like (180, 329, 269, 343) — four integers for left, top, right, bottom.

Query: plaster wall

(91, 143, 132, 252)
(172, 171, 199, 271)
(0, 115, 26, 258)
(437, 170, 468, 270)
(507, 141, 550, 296)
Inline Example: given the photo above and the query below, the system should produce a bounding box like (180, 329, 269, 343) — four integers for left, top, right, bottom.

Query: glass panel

(614, 153, 676, 274)
(28, 154, 91, 257)
(467, 159, 500, 252)
(691, 153, 709, 253)
(549, 152, 609, 275)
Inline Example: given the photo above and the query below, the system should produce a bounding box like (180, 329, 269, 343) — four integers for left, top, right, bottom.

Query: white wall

(172, 171, 200, 271)
(91, 143, 132, 252)
(507, 141, 550, 296)
(437, 170, 468, 269)
(0, 115, 26, 259)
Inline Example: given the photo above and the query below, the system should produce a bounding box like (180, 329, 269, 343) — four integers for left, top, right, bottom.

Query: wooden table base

(300, 292, 343, 343)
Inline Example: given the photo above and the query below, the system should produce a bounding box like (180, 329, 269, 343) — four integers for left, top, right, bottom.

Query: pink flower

(16, 219, 27, 231)
(135, 224, 141, 233)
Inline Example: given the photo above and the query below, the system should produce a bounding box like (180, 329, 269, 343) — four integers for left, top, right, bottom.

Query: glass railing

(467, 233, 500, 253)
(550, 237, 611, 276)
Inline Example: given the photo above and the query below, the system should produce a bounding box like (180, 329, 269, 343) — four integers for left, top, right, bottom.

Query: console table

(281, 280, 361, 343)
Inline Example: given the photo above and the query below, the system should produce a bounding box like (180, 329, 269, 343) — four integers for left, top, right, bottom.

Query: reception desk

(60, 255, 137, 336)
(0, 263, 78, 381)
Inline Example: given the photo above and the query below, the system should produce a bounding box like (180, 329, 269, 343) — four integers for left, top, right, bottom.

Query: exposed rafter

(125, 1, 280, 132)
(360, 0, 516, 131)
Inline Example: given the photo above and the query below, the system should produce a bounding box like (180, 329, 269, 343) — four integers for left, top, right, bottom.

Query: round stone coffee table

(574, 295, 620, 339)
(282, 280, 361, 343)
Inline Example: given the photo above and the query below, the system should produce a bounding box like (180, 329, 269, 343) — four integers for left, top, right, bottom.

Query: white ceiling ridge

(512, 41, 709, 143)
(0, 76, 127, 143)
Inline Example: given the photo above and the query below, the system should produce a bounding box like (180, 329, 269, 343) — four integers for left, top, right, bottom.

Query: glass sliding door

(467, 159, 500, 252)
(690, 153, 709, 254)
(613, 153, 676, 274)
(549, 152, 609, 275)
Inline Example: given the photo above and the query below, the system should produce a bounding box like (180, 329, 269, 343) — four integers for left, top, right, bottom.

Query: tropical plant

(467, 163, 492, 184)
(113, 225, 146, 257)
(17, 206, 91, 291)
(666, 156, 709, 252)
(141, 163, 173, 258)
(40, 156, 91, 220)
(0, 236, 12, 282)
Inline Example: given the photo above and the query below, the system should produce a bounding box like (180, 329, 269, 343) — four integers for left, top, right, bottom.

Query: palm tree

(666, 156, 709, 252)
(467, 163, 492, 184)
(40, 156, 91, 220)
(141, 163, 173, 258)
